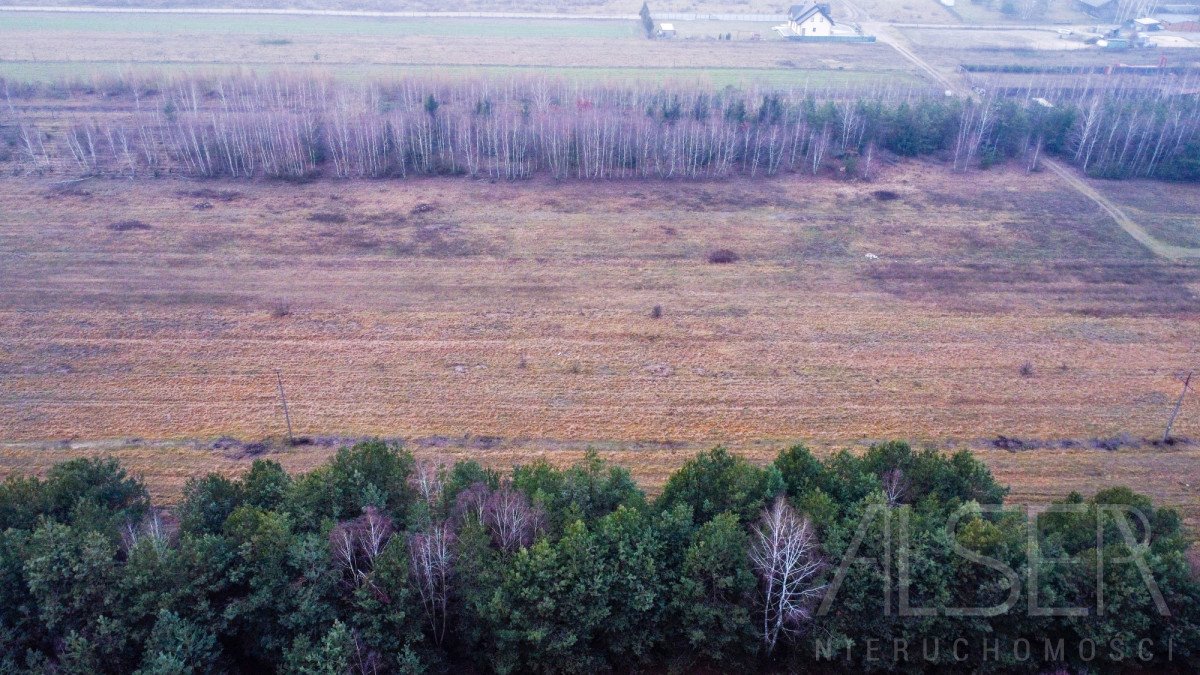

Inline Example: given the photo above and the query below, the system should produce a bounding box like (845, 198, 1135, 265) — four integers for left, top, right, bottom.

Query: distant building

(657, 23, 676, 38)
(1076, 0, 1117, 20)
(773, 3, 875, 42)
(785, 3, 835, 37)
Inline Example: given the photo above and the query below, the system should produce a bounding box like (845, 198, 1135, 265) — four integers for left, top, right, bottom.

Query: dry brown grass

(0, 23, 916, 79)
(2, 163, 1200, 524)
(1101, 178, 1200, 249)
(0, 0, 793, 13)
(6, 7, 1180, 92)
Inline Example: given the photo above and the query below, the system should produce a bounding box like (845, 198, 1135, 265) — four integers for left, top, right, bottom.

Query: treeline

(1, 441, 1198, 673)
(963, 64, 1200, 76)
(4, 74, 1200, 182)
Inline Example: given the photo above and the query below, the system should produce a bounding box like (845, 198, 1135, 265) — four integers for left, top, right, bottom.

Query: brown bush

(269, 299, 292, 318)
(707, 249, 739, 264)
(107, 220, 152, 232)
(308, 212, 348, 224)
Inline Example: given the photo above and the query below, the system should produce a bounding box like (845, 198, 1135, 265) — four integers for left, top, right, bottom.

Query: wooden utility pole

(1163, 371, 1192, 443)
(275, 369, 294, 446)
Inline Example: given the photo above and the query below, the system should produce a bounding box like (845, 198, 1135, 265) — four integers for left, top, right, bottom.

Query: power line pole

(275, 369, 294, 446)
(1163, 371, 1192, 443)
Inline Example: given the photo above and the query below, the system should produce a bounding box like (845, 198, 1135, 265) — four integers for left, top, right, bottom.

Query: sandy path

(1045, 159, 1200, 261)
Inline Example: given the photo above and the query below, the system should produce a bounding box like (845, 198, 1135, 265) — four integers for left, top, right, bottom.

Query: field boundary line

(1044, 158, 1200, 260)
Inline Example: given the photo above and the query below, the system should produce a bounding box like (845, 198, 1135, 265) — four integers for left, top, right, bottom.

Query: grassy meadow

(2, 163, 1200, 527)
(2, 4, 1199, 532)
(0, 9, 925, 87)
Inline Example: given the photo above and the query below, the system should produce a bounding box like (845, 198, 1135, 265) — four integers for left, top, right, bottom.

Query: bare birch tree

(408, 523, 455, 646)
(749, 496, 826, 654)
(330, 506, 395, 593)
(881, 469, 909, 508)
(483, 486, 545, 553)
(4, 72, 1198, 183)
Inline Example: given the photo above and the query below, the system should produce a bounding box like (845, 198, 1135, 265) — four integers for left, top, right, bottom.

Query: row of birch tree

(5, 73, 1199, 181)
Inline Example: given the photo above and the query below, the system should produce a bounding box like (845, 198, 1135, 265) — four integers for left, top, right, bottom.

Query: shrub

(269, 299, 292, 318)
(243, 460, 292, 510)
(107, 220, 151, 232)
(307, 212, 347, 224)
(42, 457, 149, 529)
(179, 474, 244, 535)
(706, 249, 739, 264)
(657, 447, 773, 523)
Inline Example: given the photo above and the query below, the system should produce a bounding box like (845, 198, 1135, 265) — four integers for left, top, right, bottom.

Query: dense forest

(3, 74, 1199, 182)
(0, 441, 1197, 673)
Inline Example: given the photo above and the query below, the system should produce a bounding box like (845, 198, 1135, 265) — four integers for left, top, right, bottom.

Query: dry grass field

(0, 0, 1096, 23)
(0, 0, 792, 12)
(0, 30, 909, 75)
(2, 162, 1200, 525)
(0, 10, 923, 86)
(1105, 180, 1200, 250)
(6, 6, 1189, 92)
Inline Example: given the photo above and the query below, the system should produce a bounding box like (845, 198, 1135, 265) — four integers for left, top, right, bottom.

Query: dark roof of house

(789, 3, 834, 24)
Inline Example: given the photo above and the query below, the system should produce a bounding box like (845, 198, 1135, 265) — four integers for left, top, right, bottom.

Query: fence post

(276, 369, 294, 445)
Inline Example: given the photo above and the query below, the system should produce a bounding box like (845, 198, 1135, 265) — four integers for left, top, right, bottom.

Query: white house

(785, 3, 835, 37)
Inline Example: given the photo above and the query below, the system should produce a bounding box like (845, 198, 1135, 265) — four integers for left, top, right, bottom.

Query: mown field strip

(0, 60, 919, 87)
(0, 10, 640, 37)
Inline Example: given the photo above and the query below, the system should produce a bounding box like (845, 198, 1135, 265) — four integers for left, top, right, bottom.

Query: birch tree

(749, 496, 826, 654)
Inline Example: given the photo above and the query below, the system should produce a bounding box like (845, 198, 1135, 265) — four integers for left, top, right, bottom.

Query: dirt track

(1045, 159, 1200, 260)
(843, 13, 1200, 261)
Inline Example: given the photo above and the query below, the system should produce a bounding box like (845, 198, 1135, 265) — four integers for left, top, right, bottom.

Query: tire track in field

(841, 0, 964, 94)
(1044, 159, 1200, 260)
(840, 2, 1200, 261)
